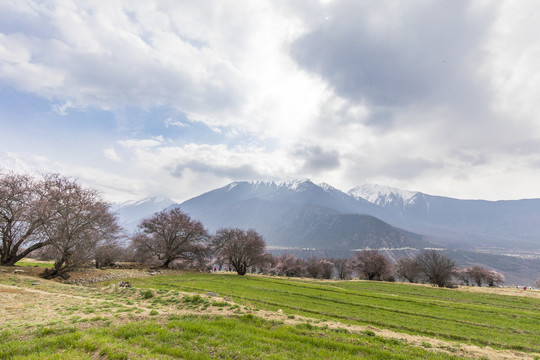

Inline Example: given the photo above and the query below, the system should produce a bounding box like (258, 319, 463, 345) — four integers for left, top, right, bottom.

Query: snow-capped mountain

(173, 179, 429, 253)
(114, 180, 540, 251)
(349, 183, 540, 250)
(113, 196, 175, 232)
(349, 184, 419, 207)
(112, 179, 540, 283)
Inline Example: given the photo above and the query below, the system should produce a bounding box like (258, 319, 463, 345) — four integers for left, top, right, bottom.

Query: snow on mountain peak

(349, 184, 418, 205)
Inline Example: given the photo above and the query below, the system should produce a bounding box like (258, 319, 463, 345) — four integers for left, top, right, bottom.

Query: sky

(1, 0, 540, 203)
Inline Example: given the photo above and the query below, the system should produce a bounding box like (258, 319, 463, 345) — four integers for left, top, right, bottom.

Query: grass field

(1, 269, 539, 359)
(13, 260, 54, 268)
(0, 314, 466, 360)
(126, 273, 540, 353)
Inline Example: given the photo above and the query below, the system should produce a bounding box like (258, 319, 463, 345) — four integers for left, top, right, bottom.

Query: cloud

(290, 1, 496, 110)
(103, 148, 122, 162)
(2, 1, 540, 202)
(118, 136, 163, 149)
(170, 161, 262, 180)
(0, 1, 245, 115)
(293, 145, 340, 173)
(165, 118, 189, 128)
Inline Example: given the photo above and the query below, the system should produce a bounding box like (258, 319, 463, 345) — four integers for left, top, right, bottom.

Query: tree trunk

(41, 257, 70, 279)
(162, 258, 171, 268)
(236, 265, 247, 275)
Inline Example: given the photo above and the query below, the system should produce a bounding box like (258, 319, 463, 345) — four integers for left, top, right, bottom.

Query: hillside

(2, 270, 539, 359)
(176, 180, 430, 253)
(113, 179, 540, 282)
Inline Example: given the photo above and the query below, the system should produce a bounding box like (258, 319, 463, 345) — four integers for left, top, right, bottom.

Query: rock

(13, 269, 25, 274)
(206, 291, 219, 297)
(1, 269, 7, 273)
(117, 281, 132, 288)
(277, 309, 283, 314)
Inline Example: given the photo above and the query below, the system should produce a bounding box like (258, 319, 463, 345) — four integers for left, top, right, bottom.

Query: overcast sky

(1, 0, 540, 202)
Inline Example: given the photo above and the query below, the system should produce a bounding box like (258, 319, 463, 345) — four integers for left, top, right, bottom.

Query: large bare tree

(351, 250, 391, 281)
(212, 228, 267, 275)
(40, 174, 122, 279)
(395, 257, 422, 283)
(1, 173, 53, 266)
(132, 208, 209, 268)
(333, 258, 353, 280)
(415, 250, 455, 287)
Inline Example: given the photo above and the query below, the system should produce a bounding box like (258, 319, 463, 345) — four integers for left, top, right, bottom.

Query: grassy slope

(0, 315, 462, 360)
(127, 273, 540, 353)
(1, 271, 539, 359)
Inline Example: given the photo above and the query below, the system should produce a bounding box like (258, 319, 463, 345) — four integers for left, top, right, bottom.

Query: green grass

(0, 315, 463, 359)
(13, 260, 54, 268)
(125, 273, 540, 353)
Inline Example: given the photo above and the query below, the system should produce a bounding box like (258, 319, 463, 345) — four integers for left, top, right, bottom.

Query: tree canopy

(132, 208, 209, 268)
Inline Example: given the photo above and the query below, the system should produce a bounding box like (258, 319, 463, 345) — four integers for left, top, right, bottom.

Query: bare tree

(306, 257, 323, 278)
(352, 250, 391, 281)
(453, 267, 471, 286)
(132, 208, 209, 268)
(395, 257, 422, 283)
(319, 258, 334, 279)
(486, 270, 505, 287)
(0, 173, 52, 266)
(467, 266, 492, 287)
(333, 258, 352, 280)
(94, 241, 125, 268)
(304, 257, 334, 279)
(212, 228, 267, 275)
(415, 250, 455, 287)
(535, 278, 540, 289)
(40, 175, 122, 279)
(271, 254, 306, 277)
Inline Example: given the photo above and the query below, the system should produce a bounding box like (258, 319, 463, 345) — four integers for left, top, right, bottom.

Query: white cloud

(2, 0, 540, 201)
(118, 136, 163, 149)
(103, 148, 122, 162)
(164, 118, 189, 128)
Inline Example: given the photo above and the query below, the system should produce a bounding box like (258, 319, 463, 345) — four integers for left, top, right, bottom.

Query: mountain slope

(175, 180, 431, 253)
(113, 196, 175, 232)
(351, 184, 540, 249)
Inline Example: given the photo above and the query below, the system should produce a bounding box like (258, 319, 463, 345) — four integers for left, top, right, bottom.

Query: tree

(212, 228, 267, 275)
(535, 278, 540, 289)
(468, 266, 494, 286)
(351, 250, 391, 281)
(486, 270, 505, 287)
(395, 257, 422, 283)
(132, 208, 209, 268)
(304, 257, 334, 279)
(319, 258, 334, 279)
(306, 257, 323, 278)
(40, 174, 122, 279)
(453, 267, 471, 286)
(0, 173, 52, 266)
(333, 258, 352, 280)
(415, 250, 455, 287)
(271, 254, 306, 277)
(94, 241, 124, 268)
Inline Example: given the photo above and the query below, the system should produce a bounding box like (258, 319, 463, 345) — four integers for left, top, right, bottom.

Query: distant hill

(114, 179, 540, 283)
(114, 180, 540, 252)
(112, 196, 175, 232)
(350, 184, 540, 249)
(175, 180, 433, 252)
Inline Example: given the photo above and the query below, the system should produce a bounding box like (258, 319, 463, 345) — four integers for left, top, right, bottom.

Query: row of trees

(0, 171, 509, 287)
(128, 205, 504, 288)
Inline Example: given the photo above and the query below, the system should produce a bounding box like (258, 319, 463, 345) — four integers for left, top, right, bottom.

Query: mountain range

(113, 179, 540, 284)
